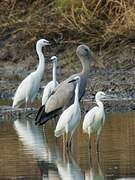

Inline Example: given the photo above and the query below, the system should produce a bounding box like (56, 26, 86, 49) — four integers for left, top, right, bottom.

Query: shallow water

(0, 105, 135, 179)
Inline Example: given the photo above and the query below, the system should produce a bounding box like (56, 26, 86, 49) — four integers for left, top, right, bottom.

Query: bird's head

(76, 44, 94, 60)
(68, 76, 80, 84)
(36, 39, 50, 48)
(95, 91, 106, 100)
(50, 56, 57, 64)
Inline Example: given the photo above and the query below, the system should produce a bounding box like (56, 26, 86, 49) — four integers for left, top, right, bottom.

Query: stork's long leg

(88, 133, 92, 164)
(96, 128, 101, 153)
(62, 134, 66, 159)
(65, 133, 69, 149)
(68, 129, 75, 150)
(96, 128, 102, 162)
(29, 101, 33, 111)
(63, 134, 65, 148)
(88, 133, 91, 150)
(96, 135, 100, 153)
(25, 101, 28, 112)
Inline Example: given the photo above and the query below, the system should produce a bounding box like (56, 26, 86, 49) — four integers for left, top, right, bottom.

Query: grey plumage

(35, 44, 95, 125)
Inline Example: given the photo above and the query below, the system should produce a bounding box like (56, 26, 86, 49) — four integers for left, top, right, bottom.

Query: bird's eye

(84, 48, 88, 53)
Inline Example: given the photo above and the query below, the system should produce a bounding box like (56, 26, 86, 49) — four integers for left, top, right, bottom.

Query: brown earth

(0, 1, 135, 111)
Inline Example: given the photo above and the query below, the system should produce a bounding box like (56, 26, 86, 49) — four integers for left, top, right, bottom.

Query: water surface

(0, 106, 135, 179)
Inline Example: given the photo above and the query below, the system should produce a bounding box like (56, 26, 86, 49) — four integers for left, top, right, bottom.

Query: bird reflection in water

(56, 151, 84, 180)
(85, 159, 105, 180)
(14, 119, 58, 179)
(13, 119, 84, 179)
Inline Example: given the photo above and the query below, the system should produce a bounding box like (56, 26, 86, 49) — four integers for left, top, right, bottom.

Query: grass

(0, 0, 135, 69)
(55, 0, 135, 47)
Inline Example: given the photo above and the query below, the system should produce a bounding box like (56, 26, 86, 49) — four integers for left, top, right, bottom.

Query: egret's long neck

(74, 82, 79, 106)
(36, 45, 45, 78)
(52, 62, 57, 86)
(81, 57, 90, 76)
(96, 98, 104, 110)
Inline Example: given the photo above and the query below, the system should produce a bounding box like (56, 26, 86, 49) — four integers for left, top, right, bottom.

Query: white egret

(42, 56, 59, 106)
(54, 76, 81, 148)
(12, 39, 50, 109)
(83, 91, 106, 152)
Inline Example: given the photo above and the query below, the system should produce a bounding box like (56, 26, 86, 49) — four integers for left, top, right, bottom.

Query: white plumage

(12, 39, 50, 108)
(42, 56, 59, 105)
(55, 76, 81, 148)
(56, 151, 83, 180)
(83, 91, 106, 151)
(14, 119, 48, 160)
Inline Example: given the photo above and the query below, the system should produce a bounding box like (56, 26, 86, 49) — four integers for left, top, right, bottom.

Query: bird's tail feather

(35, 106, 61, 125)
(55, 128, 64, 137)
(12, 99, 24, 108)
(35, 105, 45, 125)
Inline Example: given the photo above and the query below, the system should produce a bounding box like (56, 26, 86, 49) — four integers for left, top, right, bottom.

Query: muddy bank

(0, 58, 134, 98)
(0, 98, 135, 122)
(0, 44, 135, 104)
(0, 45, 135, 112)
(0, 0, 135, 112)
(0, 60, 135, 112)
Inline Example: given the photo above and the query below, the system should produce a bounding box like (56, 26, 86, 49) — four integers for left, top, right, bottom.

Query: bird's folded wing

(55, 106, 74, 137)
(84, 108, 96, 127)
(45, 80, 75, 113)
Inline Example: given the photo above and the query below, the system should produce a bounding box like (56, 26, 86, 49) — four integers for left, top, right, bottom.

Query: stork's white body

(13, 71, 42, 108)
(55, 103, 81, 137)
(83, 91, 106, 149)
(83, 106, 105, 136)
(42, 81, 59, 106)
(55, 76, 81, 143)
(12, 39, 49, 108)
